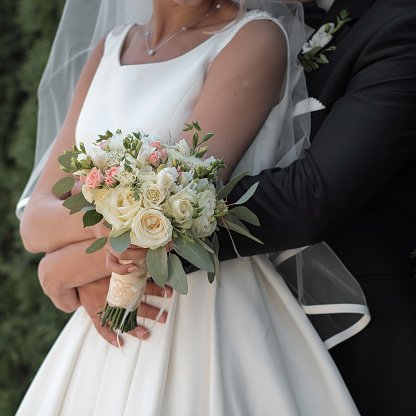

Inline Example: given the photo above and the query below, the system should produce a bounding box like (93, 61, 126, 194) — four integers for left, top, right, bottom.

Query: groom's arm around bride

(221, 0, 416, 414)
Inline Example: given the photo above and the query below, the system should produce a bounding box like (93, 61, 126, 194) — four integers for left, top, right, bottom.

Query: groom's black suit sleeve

(218, 5, 416, 259)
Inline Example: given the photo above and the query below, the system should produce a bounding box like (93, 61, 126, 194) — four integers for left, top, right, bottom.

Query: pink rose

(159, 148, 168, 163)
(104, 166, 118, 187)
(148, 151, 161, 167)
(106, 166, 119, 178)
(151, 140, 162, 150)
(85, 167, 103, 188)
(105, 176, 117, 187)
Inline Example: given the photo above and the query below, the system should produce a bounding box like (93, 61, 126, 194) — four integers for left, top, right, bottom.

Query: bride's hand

(78, 278, 172, 345)
(38, 254, 81, 313)
(105, 244, 147, 275)
(105, 242, 173, 275)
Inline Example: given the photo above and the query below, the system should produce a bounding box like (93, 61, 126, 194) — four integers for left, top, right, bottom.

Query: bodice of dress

(75, 11, 292, 176)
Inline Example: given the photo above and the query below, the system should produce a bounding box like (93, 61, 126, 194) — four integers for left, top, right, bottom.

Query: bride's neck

(150, 0, 222, 42)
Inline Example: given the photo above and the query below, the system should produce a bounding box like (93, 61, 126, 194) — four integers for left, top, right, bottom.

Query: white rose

(178, 170, 193, 187)
(164, 187, 196, 230)
(131, 208, 172, 249)
(192, 189, 217, 238)
(141, 181, 167, 208)
(95, 187, 141, 230)
(157, 167, 179, 192)
(85, 142, 107, 169)
(137, 171, 157, 184)
(177, 139, 191, 157)
(117, 165, 138, 187)
(302, 23, 335, 54)
(136, 136, 157, 168)
(106, 133, 125, 152)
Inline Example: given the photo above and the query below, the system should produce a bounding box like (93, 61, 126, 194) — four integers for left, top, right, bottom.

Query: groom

(217, 0, 416, 414)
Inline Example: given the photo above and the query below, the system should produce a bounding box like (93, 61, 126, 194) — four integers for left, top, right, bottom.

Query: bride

(17, 0, 364, 414)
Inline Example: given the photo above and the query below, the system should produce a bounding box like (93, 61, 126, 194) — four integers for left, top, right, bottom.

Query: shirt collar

(316, 0, 335, 12)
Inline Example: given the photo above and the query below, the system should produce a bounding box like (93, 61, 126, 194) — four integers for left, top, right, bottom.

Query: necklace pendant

(147, 49, 156, 56)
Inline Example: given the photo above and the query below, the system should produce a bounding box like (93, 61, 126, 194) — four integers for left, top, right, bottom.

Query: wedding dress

(17, 11, 360, 416)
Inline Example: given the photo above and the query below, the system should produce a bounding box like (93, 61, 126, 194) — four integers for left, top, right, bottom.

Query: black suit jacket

(219, 0, 416, 283)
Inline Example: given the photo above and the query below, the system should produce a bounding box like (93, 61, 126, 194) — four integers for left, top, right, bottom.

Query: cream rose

(95, 186, 141, 230)
(141, 181, 167, 208)
(130, 208, 172, 249)
(164, 187, 196, 230)
(193, 189, 217, 238)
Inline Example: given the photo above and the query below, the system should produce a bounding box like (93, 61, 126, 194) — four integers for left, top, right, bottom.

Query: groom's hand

(77, 278, 172, 346)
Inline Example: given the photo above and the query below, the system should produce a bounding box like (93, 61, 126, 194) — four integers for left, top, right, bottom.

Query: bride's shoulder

(218, 10, 288, 63)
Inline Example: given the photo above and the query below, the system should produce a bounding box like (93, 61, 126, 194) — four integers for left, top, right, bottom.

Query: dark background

(0, 1, 68, 414)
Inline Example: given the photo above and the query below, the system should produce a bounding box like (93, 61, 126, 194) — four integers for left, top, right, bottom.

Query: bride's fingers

(131, 324, 151, 340)
(138, 301, 168, 323)
(105, 249, 138, 274)
(107, 245, 147, 262)
(91, 314, 123, 347)
(144, 281, 173, 298)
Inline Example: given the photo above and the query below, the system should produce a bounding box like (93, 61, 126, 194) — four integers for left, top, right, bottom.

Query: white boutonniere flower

(300, 9, 351, 72)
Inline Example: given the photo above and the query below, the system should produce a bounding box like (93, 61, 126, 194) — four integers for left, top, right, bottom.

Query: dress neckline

(117, 15, 245, 68)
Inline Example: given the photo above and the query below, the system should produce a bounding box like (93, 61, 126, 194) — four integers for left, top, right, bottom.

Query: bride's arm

(105, 20, 287, 274)
(20, 38, 106, 254)
(183, 20, 287, 179)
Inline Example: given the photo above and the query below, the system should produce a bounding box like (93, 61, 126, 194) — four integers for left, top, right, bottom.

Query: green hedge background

(0, 1, 67, 414)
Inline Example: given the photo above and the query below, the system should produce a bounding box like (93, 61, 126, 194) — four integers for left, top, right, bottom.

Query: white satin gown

(17, 12, 360, 416)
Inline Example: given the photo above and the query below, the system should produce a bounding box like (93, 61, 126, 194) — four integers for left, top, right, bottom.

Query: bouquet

(53, 123, 261, 332)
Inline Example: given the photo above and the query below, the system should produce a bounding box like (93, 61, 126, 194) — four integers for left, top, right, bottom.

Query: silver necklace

(145, 3, 222, 56)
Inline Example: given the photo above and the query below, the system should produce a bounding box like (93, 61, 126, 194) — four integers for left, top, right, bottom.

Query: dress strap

(103, 23, 134, 59)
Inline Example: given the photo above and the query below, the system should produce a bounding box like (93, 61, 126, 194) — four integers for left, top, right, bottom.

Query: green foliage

(0, 0, 66, 414)
(146, 247, 168, 287)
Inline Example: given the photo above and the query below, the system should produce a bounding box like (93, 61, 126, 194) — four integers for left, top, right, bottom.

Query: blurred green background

(0, 1, 68, 414)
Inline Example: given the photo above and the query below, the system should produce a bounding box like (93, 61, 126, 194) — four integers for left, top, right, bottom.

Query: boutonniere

(299, 9, 352, 72)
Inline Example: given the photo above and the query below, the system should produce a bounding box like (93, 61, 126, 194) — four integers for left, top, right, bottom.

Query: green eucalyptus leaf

(110, 230, 131, 253)
(174, 237, 214, 273)
(58, 151, 79, 171)
(221, 219, 263, 245)
(146, 247, 168, 287)
(82, 209, 103, 227)
(223, 212, 249, 233)
(52, 177, 75, 197)
(103, 221, 112, 229)
(62, 192, 93, 214)
(195, 238, 214, 254)
(212, 232, 219, 255)
(167, 254, 188, 294)
(86, 237, 107, 254)
(216, 171, 248, 200)
(233, 181, 259, 205)
(230, 206, 260, 226)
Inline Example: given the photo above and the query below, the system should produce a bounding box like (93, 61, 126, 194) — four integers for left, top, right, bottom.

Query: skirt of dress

(17, 256, 360, 416)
